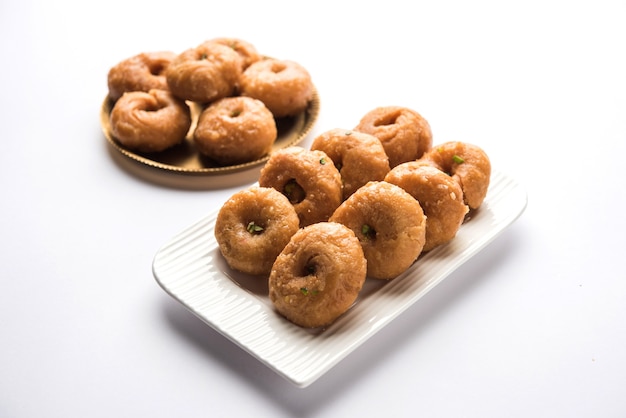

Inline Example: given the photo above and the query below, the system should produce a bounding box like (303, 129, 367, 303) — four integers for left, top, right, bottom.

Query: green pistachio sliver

(452, 155, 465, 164)
(361, 224, 375, 239)
(246, 221, 264, 234)
(283, 179, 305, 203)
(300, 287, 318, 296)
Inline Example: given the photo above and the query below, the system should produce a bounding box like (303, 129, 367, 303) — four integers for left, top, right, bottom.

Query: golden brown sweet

(193, 96, 277, 165)
(310, 128, 390, 200)
(240, 58, 314, 117)
(354, 106, 433, 168)
(165, 41, 243, 103)
(259, 146, 342, 227)
(269, 221, 367, 328)
(206, 37, 261, 70)
(109, 89, 191, 153)
(329, 181, 426, 280)
(385, 161, 468, 251)
(215, 186, 300, 276)
(421, 141, 491, 209)
(107, 51, 176, 101)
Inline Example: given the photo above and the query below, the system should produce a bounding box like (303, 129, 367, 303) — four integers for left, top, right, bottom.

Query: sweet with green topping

(246, 221, 264, 234)
(361, 224, 375, 239)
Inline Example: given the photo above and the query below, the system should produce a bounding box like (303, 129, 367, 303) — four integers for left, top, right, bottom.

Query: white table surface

(2, 0, 625, 417)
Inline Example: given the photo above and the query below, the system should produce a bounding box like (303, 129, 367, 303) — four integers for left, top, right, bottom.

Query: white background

(2, 0, 625, 417)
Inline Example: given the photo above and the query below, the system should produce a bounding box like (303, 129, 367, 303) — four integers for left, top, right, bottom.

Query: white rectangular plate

(153, 170, 527, 388)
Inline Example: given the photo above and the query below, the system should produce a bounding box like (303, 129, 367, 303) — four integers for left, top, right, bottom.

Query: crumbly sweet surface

(421, 141, 491, 209)
(107, 51, 176, 101)
(385, 161, 468, 251)
(194, 96, 277, 165)
(206, 37, 261, 70)
(215, 186, 299, 276)
(269, 222, 366, 328)
(329, 181, 426, 280)
(110, 89, 191, 153)
(259, 146, 342, 227)
(310, 128, 390, 200)
(240, 59, 314, 118)
(354, 106, 433, 168)
(165, 41, 243, 104)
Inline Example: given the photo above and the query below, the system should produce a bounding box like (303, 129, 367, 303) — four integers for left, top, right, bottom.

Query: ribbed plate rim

(152, 169, 527, 387)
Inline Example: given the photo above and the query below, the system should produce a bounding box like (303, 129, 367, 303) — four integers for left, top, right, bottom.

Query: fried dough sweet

(206, 37, 261, 70)
(421, 141, 491, 209)
(329, 181, 426, 280)
(215, 186, 300, 276)
(165, 41, 242, 103)
(109, 89, 191, 153)
(259, 146, 342, 227)
(240, 58, 314, 117)
(310, 128, 390, 200)
(269, 221, 367, 328)
(385, 161, 468, 251)
(193, 96, 277, 165)
(354, 106, 433, 168)
(107, 51, 176, 102)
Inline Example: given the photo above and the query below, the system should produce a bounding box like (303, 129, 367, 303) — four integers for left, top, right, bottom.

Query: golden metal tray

(100, 88, 320, 185)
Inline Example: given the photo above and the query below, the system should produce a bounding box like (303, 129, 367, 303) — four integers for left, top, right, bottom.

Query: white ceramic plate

(153, 170, 527, 387)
